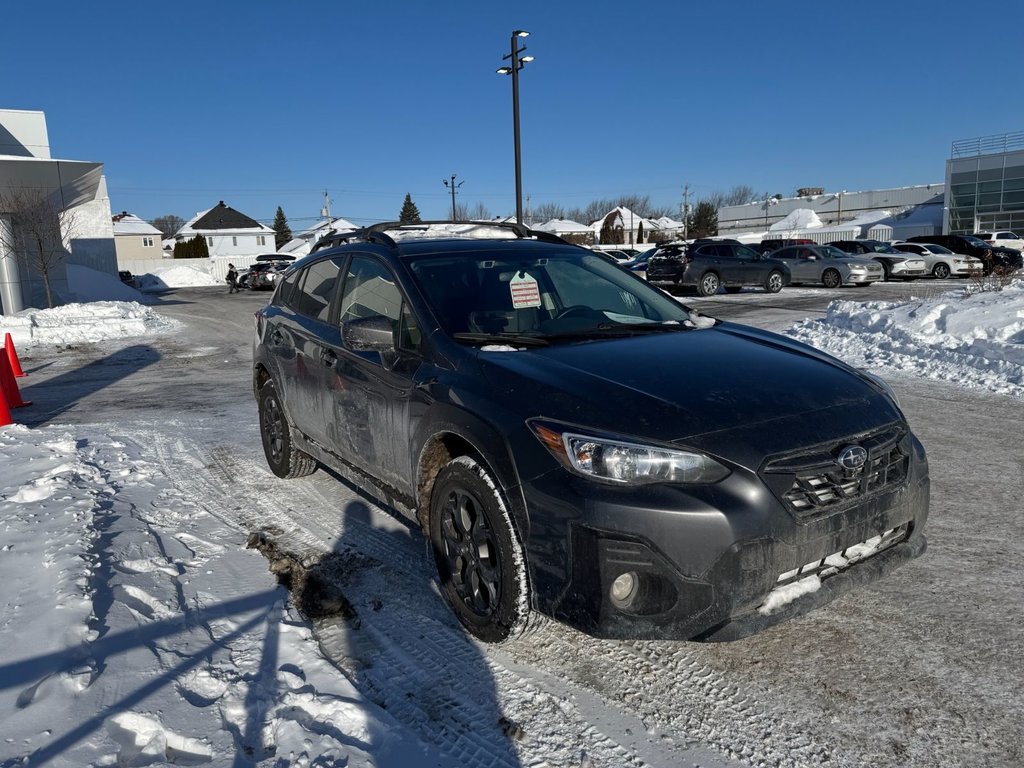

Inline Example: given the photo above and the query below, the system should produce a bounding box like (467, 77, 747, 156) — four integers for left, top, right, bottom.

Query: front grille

(761, 424, 910, 520)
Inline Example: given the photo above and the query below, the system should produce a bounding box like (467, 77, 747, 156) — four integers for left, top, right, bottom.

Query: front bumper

(521, 434, 929, 641)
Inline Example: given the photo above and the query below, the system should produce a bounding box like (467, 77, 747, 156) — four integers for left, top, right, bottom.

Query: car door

(733, 244, 764, 284)
(278, 257, 346, 448)
(318, 254, 424, 491)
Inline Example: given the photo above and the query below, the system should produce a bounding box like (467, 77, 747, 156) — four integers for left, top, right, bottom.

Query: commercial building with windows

(945, 131, 1024, 235)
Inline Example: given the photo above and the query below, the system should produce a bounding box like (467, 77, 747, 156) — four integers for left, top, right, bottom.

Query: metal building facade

(945, 132, 1024, 234)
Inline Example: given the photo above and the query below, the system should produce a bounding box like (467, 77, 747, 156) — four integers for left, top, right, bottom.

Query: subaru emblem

(837, 445, 868, 470)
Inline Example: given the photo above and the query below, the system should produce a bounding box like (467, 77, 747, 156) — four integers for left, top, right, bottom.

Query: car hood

(475, 321, 900, 460)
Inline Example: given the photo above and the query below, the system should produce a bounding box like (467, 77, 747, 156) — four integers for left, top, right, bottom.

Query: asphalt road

(14, 280, 1024, 768)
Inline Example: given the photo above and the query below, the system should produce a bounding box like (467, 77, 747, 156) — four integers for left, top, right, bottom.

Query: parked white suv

(974, 231, 1024, 251)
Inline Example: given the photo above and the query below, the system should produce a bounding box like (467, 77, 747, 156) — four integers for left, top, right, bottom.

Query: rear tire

(259, 381, 317, 479)
(429, 456, 532, 643)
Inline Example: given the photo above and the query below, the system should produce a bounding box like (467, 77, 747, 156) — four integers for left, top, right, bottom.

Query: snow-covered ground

(0, 280, 1021, 766)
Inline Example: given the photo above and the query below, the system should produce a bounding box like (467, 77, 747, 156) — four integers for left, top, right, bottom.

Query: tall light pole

(443, 174, 463, 220)
(497, 30, 533, 225)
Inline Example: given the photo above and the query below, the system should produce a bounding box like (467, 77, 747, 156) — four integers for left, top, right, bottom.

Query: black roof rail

(310, 220, 572, 254)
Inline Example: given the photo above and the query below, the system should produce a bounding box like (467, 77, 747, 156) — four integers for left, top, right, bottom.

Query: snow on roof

(769, 208, 824, 232)
(534, 218, 590, 233)
(111, 212, 162, 236)
(590, 206, 659, 233)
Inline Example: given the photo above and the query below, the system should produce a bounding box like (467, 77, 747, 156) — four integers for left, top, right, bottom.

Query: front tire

(764, 270, 784, 293)
(259, 381, 317, 479)
(822, 268, 842, 289)
(933, 263, 951, 279)
(429, 456, 531, 643)
(697, 272, 721, 296)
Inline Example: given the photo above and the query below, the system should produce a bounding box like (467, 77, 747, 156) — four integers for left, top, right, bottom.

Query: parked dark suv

(253, 221, 929, 643)
(905, 234, 1022, 275)
(646, 241, 791, 295)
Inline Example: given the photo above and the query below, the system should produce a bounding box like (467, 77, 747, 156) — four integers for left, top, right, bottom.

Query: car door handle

(319, 348, 337, 366)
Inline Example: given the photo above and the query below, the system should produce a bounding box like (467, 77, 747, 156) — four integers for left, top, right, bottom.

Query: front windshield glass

(871, 243, 902, 254)
(961, 236, 987, 247)
(407, 248, 698, 341)
(927, 245, 954, 254)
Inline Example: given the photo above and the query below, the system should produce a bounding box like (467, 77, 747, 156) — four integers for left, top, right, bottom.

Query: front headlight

(529, 419, 730, 485)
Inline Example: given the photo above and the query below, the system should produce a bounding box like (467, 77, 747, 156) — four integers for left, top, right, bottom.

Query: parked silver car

(769, 244, 884, 287)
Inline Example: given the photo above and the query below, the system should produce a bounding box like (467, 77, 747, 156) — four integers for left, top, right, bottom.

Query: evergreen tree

(637, 221, 645, 244)
(688, 201, 718, 239)
(399, 193, 422, 224)
(272, 206, 292, 250)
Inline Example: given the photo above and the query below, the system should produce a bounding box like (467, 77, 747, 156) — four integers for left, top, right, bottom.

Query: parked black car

(757, 238, 815, 255)
(905, 234, 1023, 275)
(646, 241, 791, 295)
(253, 222, 929, 644)
(828, 240, 929, 280)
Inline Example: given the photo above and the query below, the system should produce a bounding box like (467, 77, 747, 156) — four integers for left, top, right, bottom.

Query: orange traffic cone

(0, 351, 30, 408)
(0, 376, 12, 427)
(4, 333, 25, 377)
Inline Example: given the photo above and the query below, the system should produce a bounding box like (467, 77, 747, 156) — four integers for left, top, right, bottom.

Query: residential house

(112, 211, 163, 264)
(173, 201, 275, 257)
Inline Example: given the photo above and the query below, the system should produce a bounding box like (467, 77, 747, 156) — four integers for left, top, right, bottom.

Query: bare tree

(532, 202, 565, 223)
(150, 214, 185, 238)
(0, 186, 79, 308)
(454, 201, 492, 221)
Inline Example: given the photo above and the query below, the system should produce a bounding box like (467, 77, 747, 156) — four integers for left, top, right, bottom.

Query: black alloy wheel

(429, 456, 530, 643)
(933, 263, 951, 279)
(259, 381, 317, 479)
(822, 268, 842, 289)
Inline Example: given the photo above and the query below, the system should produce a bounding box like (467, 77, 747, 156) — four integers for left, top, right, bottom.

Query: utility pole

(682, 184, 691, 241)
(320, 190, 331, 222)
(443, 174, 463, 220)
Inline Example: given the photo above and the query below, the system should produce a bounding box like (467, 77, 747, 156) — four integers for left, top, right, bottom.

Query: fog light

(610, 571, 639, 607)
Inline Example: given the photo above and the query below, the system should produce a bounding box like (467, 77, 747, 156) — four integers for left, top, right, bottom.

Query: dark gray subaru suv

(253, 221, 929, 643)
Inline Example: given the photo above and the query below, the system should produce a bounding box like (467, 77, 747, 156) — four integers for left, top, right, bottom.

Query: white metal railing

(951, 131, 1024, 158)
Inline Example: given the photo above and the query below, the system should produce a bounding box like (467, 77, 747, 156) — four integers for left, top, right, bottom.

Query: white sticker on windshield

(509, 272, 542, 309)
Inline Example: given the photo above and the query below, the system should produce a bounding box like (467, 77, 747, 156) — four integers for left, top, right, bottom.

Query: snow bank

(137, 264, 221, 291)
(787, 280, 1024, 397)
(0, 301, 180, 347)
(66, 264, 148, 303)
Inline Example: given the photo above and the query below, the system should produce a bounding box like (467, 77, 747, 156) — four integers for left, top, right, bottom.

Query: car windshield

(960, 236, 987, 247)
(926, 244, 954, 254)
(407, 248, 701, 342)
(868, 242, 902, 254)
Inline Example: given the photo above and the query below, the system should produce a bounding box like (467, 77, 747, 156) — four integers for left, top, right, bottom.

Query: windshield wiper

(538, 323, 693, 341)
(452, 332, 550, 347)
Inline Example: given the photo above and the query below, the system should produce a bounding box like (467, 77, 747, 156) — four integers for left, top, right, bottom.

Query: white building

(173, 201, 275, 257)
(0, 108, 114, 314)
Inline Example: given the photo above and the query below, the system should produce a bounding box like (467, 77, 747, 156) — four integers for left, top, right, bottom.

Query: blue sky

(4, 0, 1023, 230)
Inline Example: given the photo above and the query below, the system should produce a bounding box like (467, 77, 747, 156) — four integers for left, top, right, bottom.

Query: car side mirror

(343, 315, 395, 354)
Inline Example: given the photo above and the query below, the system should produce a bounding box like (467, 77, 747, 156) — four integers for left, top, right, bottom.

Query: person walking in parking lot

(226, 264, 239, 293)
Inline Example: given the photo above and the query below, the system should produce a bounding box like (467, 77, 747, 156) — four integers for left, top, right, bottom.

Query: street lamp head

(520, 55, 534, 63)
(496, 66, 512, 75)
(514, 29, 529, 37)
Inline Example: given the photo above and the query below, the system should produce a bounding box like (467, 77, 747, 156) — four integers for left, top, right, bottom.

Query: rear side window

(293, 259, 342, 322)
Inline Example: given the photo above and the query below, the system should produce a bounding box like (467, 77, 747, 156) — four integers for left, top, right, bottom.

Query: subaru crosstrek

(253, 221, 929, 643)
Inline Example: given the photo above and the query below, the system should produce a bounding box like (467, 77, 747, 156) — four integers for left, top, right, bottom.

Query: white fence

(118, 255, 263, 282)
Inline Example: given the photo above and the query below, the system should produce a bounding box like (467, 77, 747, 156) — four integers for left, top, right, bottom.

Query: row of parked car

(621, 232, 1023, 296)
(237, 254, 296, 290)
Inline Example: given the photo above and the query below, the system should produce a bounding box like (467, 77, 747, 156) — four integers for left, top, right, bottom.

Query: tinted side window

(735, 245, 759, 259)
(276, 269, 301, 307)
(339, 257, 420, 352)
(293, 259, 342, 322)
